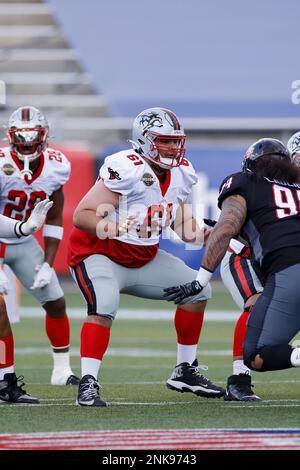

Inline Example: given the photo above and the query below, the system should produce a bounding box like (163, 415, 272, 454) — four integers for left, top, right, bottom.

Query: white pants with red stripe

(70, 249, 212, 319)
(220, 250, 263, 310)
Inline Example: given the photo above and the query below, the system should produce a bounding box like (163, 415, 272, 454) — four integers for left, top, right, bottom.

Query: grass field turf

(1, 287, 300, 434)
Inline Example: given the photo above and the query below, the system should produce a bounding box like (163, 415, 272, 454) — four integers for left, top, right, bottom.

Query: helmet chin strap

(20, 155, 33, 181)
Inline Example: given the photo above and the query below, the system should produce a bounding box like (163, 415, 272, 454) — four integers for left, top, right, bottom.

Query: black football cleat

(66, 374, 80, 386)
(166, 360, 225, 398)
(0, 373, 40, 404)
(224, 374, 261, 401)
(51, 369, 80, 386)
(76, 375, 107, 407)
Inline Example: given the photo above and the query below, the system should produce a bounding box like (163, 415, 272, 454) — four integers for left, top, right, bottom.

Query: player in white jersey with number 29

(0, 106, 79, 403)
(68, 107, 225, 406)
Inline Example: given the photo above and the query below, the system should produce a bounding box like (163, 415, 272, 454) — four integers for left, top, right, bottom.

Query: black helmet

(242, 138, 290, 173)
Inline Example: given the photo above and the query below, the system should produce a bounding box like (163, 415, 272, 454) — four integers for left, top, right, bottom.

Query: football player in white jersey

(0, 198, 54, 403)
(0, 106, 79, 391)
(68, 107, 225, 406)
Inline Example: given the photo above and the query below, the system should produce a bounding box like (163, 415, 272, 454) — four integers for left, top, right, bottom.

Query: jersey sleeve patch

(100, 153, 140, 196)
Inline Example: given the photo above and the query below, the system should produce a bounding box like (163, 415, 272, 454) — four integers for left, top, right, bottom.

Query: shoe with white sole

(0, 373, 40, 404)
(76, 375, 107, 407)
(166, 360, 225, 398)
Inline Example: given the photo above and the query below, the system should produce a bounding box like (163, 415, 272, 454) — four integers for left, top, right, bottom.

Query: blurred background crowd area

(0, 0, 299, 274)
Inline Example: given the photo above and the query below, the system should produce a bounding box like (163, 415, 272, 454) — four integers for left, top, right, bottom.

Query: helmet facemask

(8, 126, 48, 162)
(8, 126, 48, 180)
(145, 132, 186, 169)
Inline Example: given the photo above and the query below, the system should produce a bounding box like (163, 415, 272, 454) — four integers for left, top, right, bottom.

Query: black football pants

(244, 263, 300, 370)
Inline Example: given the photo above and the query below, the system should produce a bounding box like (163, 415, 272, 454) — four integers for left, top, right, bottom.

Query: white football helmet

(130, 107, 186, 169)
(7, 106, 49, 162)
(287, 131, 300, 167)
(7, 106, 49, 180)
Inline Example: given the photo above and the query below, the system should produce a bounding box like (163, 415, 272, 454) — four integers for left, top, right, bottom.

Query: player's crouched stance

(0, 199, 53, 403)
(164, 137, 300, 397)
(68, 107, 225, 406)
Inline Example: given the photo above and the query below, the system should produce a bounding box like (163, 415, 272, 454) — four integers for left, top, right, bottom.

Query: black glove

(163, 280, 204, 304)
(203, 218, 217, 228)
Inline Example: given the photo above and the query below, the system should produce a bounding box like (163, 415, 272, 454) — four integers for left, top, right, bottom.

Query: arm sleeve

(0, 214, 19, 238)
(218, 172, 249, 209)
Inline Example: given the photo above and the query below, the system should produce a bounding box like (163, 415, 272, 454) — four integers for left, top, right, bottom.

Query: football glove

(16, 199, 53, 237)
(30, 262, 53, 290)
(163, 280, 203, 304)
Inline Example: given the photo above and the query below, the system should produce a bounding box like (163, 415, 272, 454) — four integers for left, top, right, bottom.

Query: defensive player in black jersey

(164, 138, 300, 375)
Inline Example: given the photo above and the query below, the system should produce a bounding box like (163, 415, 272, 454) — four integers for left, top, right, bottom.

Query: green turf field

(1, 287, 300, 434)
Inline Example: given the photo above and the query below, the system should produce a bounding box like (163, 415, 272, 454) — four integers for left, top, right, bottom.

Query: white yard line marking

(225, 404, 300, 408)
(2, 399, 300, 408)
(0, 401, 197, 408)
(29, 381, 166, 385)
(14, 346, 232, 357)
(19, 307, 240, 321)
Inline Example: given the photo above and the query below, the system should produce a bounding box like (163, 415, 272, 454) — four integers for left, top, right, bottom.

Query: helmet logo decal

(139, 113, 163, 135)
(289, 134, 300, 154)
(293, 135, 300, 146)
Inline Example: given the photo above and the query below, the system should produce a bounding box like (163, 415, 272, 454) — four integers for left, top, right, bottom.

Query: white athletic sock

(0, 366, 14, 380)
(52, 351, 72, 373)
(81, 357, 101, 379)
(177, 344, 197, 365)
(233, 359, 251, 376)
(290, 348, 300, 367)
